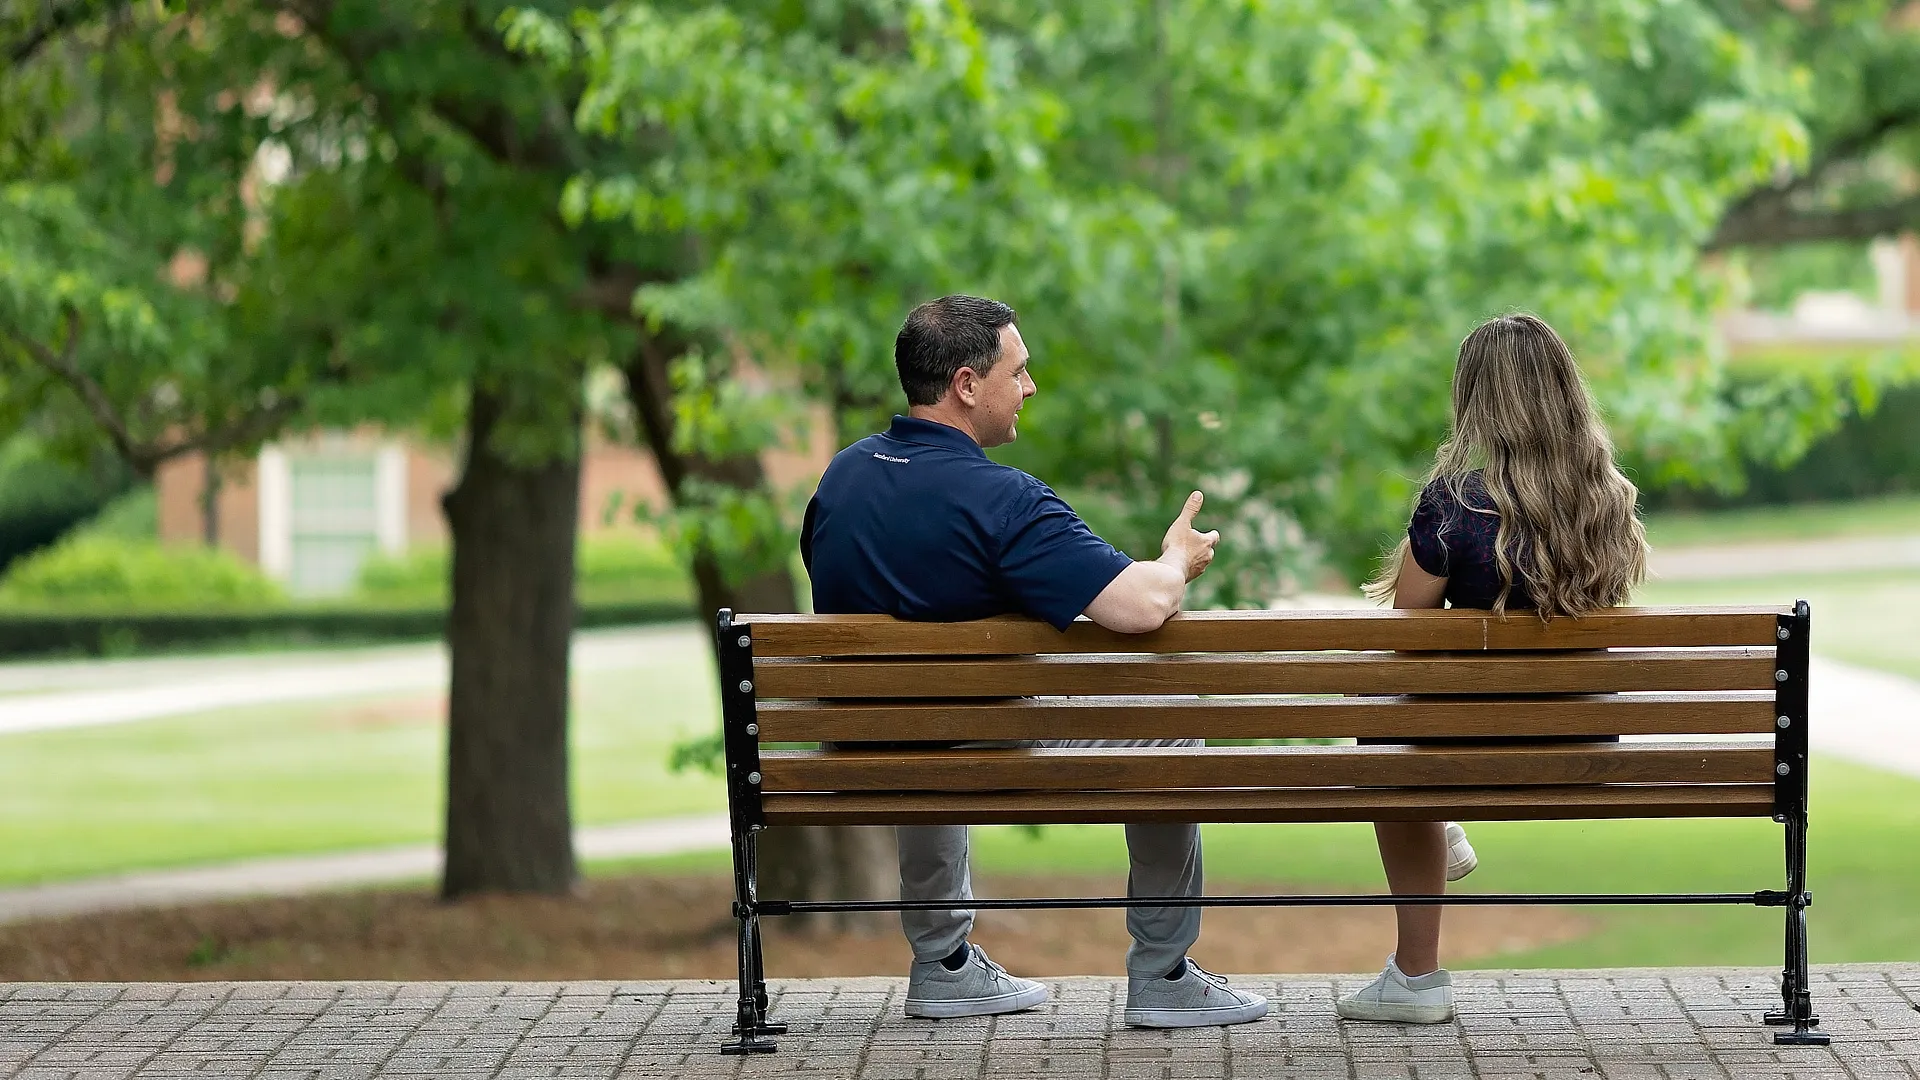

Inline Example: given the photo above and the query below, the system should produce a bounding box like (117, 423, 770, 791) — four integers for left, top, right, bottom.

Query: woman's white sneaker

(1336, 956, 1454, 1024)
(1124, 959, 1269, 1028)
(1445, 822, 1478, 881)
(904, 944, 1049, 1019)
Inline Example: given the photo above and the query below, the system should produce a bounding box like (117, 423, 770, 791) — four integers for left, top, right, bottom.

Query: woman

(1337, 313, 1648, 1024)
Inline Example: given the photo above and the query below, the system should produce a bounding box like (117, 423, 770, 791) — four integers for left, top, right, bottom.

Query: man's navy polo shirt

(802, 416, 1133, 630)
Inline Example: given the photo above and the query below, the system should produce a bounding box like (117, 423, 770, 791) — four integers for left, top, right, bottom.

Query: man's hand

(1159, 490, 1219, 583)
(1084, 490, 1220, 633)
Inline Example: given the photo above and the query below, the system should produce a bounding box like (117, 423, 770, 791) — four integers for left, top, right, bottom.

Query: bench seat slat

(760, 784, 1777, 825)
(753, 649, 1775, 698)
(758, 743, 1773, 793)
(742, 607, 1785, 657)
(755, 691, 1777, 742)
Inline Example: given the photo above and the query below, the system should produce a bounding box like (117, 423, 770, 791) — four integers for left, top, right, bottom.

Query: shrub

(578, 533, 686, 600)
(0, 435, 133, 572)
(354, 546, 448, 605)
(1645, 379, 1920, 510)
(72, 487, 159, 541)
(0, 536, 285, 608)
(355, 533, 690, 604)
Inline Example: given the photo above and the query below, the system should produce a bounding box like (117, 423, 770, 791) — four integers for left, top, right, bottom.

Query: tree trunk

(440, 383, 581, 898)
(621, 331, 897, 934)
(200, 455, 221, 547)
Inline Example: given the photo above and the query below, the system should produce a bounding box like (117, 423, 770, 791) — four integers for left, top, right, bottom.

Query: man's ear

(951, 366, 979, 406)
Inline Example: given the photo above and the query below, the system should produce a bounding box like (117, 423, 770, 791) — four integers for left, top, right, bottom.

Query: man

(800, 294, 1268, 1028)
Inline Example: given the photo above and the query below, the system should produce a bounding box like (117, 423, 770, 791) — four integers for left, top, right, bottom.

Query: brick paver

(2, 966, 1915, 1079)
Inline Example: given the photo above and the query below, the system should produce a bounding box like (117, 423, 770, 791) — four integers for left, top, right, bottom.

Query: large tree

(1, 1, 609, 896)
(2, 0, 859, 901)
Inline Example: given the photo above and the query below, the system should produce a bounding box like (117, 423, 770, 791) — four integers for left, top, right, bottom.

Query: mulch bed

(0, 874, 1593, 982)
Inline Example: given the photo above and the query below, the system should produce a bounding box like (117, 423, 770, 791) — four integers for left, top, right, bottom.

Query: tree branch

(1, 308, 304, 477)
(4, 0, 129, 67)
(1708, 100, 1920, 250)
(1705, 192, 1920, 250)
(271, 0, 585, 174)
(0, 308, 146, 468)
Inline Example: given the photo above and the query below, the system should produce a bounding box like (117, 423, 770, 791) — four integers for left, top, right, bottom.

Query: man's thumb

(1176, 490, 1204, 525)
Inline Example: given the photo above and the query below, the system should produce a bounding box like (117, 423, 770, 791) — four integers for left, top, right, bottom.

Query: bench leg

(722, 831, 779, 1055)
(1768, 815, 1827, 1046)
(1765, 817, 1799, 1026)
(747, 917, 787, 1035)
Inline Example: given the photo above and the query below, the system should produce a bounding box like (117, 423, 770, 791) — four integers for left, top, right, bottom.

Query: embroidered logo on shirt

(873, 453, 911, 464)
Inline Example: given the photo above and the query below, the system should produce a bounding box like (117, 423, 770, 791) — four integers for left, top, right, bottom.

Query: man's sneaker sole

(1124, 998, 1269, 1028)
(1335, 997, 1454, 1024)
(904, 982, 1049, 1019)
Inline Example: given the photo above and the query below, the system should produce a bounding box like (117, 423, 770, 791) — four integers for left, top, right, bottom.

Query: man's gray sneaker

(904, 944, 1049, 1019)
(1124, 958, 1269, 1028)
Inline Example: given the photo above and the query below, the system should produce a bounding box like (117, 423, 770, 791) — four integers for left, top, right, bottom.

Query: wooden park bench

(711, 604, 1825, 1053)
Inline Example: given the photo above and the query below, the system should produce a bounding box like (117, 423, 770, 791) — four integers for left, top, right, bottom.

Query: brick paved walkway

(3, 966, 1916, 1079)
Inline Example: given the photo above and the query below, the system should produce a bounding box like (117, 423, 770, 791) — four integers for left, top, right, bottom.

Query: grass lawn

(605, 755, 1920, 969)
(1643, 493, 1920, 549)
(0, 629, 726, 887)
(1636, 568, 1920, 681)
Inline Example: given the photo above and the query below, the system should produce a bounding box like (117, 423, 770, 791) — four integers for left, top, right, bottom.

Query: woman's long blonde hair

(1365, 314, 1647, 618)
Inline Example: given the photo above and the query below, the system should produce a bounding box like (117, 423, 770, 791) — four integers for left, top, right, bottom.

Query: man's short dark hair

(894, 295, 1018, 407)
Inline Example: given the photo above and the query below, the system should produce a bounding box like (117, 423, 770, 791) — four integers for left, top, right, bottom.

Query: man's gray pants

(895, 738, 1201, 981)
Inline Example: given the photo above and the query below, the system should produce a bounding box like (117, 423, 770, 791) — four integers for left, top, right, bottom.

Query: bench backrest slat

(752, 648, 1774, 700)
(754, 691, 1776, 742)
(759, 743, 1774, 793)
(743, 607, 1785, 657)
(759, 784, 1777, 826)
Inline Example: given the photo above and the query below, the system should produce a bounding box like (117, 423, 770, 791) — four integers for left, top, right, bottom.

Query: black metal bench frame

(711, 603, 1826, 1054)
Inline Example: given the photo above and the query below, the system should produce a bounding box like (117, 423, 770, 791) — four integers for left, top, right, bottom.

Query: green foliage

(70, 485, 158, 541)
(0, 536, 284, 608)
(0, 12, 329, 473)
(3, 1, 618, 479)
(1633, 340, 1920, 507)
(532, 0, 1806, 594)
(0, 432, 130, 569)
(574, 532, 688, 597)
(1646, 376, 1920, 509)
(352, 548, 449, 605)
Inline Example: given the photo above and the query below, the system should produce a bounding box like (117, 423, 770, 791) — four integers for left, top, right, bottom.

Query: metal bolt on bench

(713, 602, 1827, 1053)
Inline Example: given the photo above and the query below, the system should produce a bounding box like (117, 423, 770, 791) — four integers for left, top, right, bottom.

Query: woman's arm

(1393, 553, 1448, 609)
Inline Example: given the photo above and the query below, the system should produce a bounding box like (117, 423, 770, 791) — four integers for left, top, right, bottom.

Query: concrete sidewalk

(0, 966, 1914, 1079)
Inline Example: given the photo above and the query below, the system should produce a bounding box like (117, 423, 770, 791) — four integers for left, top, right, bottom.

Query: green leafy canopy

(520, 0, 1807, 594)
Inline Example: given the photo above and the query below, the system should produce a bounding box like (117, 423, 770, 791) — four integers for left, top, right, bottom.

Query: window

(289, 456, 379, 596)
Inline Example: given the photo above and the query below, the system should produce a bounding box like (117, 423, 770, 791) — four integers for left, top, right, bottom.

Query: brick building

(156, 421, 833, 597)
